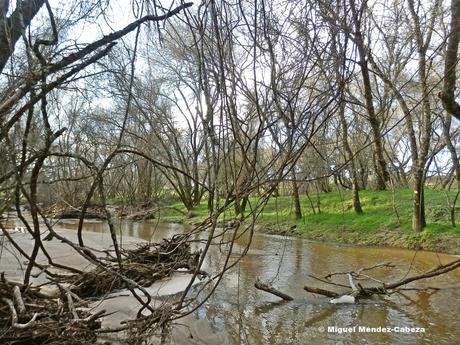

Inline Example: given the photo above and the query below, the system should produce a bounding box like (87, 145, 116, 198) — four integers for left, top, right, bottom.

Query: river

(4, 216, 460, 345)
(44, 218, 459, 345)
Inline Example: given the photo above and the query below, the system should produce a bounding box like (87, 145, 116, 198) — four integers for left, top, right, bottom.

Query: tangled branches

(303, 259, 460, 303)
(0, 278, 101, 345)
(61, 234, 201, 298)
(0, 231, 203, 344)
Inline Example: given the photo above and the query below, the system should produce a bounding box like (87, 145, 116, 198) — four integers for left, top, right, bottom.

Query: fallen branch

(348, 273, 358, 293)
(67, 291, 79, 320)
(13, 286, 26, 314)
(303, 286, 339, 298)
(255, 278, 293, 301)
(304, 258, 460, 302)
(384, 258, 460, 290)
(1, 297, 39, 329)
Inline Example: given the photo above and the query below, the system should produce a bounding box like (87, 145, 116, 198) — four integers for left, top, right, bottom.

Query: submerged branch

(255, 278, 294, 301)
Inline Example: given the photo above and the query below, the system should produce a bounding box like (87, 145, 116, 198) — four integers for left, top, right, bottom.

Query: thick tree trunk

(412, 173, 426, 232)
(292, 170, 302, 220)
(407, 0, 435, 232)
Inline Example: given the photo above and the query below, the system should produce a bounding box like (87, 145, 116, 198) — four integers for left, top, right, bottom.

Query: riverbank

(154, 188, 460, 255)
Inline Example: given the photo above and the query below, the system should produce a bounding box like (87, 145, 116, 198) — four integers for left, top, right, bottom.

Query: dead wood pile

(61, 234, 200, 297)
(0, 277, 101, 345)
(45, 203, 107, 220)
(1, 233, 200, 344)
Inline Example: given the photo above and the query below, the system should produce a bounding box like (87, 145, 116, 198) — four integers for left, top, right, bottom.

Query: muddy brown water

(6, 218, 460, 344)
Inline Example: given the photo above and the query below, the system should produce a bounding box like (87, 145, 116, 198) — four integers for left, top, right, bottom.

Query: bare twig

(324, 262, 394, 279)
(307, 274, 350, 288)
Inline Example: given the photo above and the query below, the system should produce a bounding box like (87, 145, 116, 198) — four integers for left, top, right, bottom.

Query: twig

(83, 309, 106, 323)
(354, 272, 385, 284)
(393, 287, 440, 293)
(325, 262, 394, 279)
(31, 265, 49, 278)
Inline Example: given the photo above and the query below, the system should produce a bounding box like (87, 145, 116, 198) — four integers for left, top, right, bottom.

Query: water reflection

(6, 217, 459, 344)
(187, 231, 460, 345)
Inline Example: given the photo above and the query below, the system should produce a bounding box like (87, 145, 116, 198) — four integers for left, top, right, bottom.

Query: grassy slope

(157, 188, 460, 254)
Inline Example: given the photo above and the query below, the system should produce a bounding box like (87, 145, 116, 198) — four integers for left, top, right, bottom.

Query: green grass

(257, 188, 460, 235)
(153, 188, 460, 253)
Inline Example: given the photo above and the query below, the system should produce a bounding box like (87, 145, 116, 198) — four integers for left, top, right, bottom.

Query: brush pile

(0, 233, 201, 344)
(0, 277, 101, 345)
(62, 234, 199, 297)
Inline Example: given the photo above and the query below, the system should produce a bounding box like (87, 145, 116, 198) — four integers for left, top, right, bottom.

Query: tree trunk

(352, 176, 363, 214)
(350, 0, 389, 190)
(0, 1, 46, 73)
(241, 195, 248, 214)
(338, 107, 363, 214)
(412, 173, 426, 232)
(207, 190, 214, 212)
(292, 170, 302, 219)
(407, 0, 435, 232)
(439, 0, 460, 119)
(305, 188, 316, 214)
(441, 113, 460, 226)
